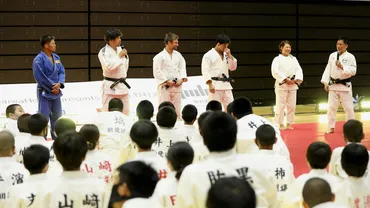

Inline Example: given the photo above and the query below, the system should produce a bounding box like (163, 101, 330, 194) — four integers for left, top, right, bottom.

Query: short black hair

(198, 111, 212, 134)
(207, 177, 256, 208)
(55, 118, 76, 136)
(216, 34, 231, 45)
(40, 35, 55, 47)
(338, 36, 349, 45)
(306, 142, 332, 169)
(231, 97, 253, 119)
(343, 119, 364, 143)
(53, 131, 88, 171)
(256, 124, 276, 146)
(158, 101, 175, 111)
(182, 104, 198, 123)
(206, 100, 222, 111)
(157, 106, 177, 128)
(164, 32, 179, 45)
(202, 111, 237, 152)
(109, 98, 124, 112)
(136, 100, 154, 120)
(341, 143, 369, 177)
(117, 161, 159, 198)
(23, 144, 50, 174)
(104, 28, 122, 43)
(28, 113, 49, 135)
(17, 113, 31, 133)
(302, 178, 332, 208)
(167, 142, 194, 180)
(79, 124, 100, 150)
(5, 104, 21, 118)
(226, 102, 233, 114)
(130, 120, 158, 150)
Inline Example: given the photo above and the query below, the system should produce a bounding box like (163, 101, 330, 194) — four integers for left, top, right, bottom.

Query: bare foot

(286, 124, 294, 130)
(325, 128, 334, 134)
(279, 124, 286, 130)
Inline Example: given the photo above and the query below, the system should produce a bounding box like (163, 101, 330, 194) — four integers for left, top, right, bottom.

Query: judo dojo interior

(1, 0, 370, 176)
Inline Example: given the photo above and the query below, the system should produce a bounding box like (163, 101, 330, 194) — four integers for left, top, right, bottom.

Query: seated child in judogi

(282, 142, 341, 208)
(129, 120, 170, 179)
(7, 145, 50, 208)
(38, 131, 107, 208)
(3, 104, 25, 137)
(80, 124, 115, 184)
(0, 131, 29, 208)
(335, 143, 370, 207)
(206, 177, 257, 208)
(112, 161, 161, 208)
(153, 142, 194, 207)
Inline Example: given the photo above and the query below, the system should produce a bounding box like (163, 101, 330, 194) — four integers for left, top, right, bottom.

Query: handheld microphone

(337, 51, 340, 61)
(120, 44, 128, 59)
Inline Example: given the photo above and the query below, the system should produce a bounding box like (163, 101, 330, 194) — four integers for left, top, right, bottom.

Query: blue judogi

(32, 51, 65, 139)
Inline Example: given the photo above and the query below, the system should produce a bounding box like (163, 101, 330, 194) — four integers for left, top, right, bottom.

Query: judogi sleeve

(271, 57, 286, 83)
(98, 48, 127, 72)
(294, 57, 303, 81)
(201, 54, 212, 84)
(343, 54, 357, 77)
(32, 57, 54, 92)
(321, 54, 332, 85)
(57, 56, 66, 88)
(175, 168, 196, 208)
(228, 56, 237, 71)
(179, 54, 188, 81)
(328, 148, 341, 176)
(153, 55, 168, 85)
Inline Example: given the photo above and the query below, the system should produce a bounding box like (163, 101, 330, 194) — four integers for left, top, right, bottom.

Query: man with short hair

(153, 32, 187, 117)
(32, 35, 65, 139)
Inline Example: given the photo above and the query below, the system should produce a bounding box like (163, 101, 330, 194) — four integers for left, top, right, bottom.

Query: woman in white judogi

(79, 124, 115, 184)
(271, 40, 303, 130)
(153, 142, 194, 208)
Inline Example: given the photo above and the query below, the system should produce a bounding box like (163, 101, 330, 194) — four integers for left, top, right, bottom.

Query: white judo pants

(274, 89, 297, 125)
(102, 93, 130, 115)
(208, 90, 234, 111)
(328, 90, 354, 129)
(158, 85, 182, 118)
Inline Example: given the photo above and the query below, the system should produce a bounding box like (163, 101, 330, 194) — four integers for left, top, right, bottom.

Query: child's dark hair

(167, 142, 194, 180)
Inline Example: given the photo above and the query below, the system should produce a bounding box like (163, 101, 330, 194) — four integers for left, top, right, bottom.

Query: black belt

(329, 77, 351, 86)
(211, 73, 234, 83)
(104, 77, 131, 89)
(279, 75, 297, 86)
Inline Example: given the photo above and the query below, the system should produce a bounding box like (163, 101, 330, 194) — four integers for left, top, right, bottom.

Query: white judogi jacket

(98, 44, 129, 95)
(93, 111, 133, 165)
(236, 114, 290, 160)
(201, 48, 237, 90)
(81, 148, 115, 184)
(0, 157, 29, 208)
(329, 143, 370, 179)
(39, 171, 107, 208)
(153, 171, 178, 207)
(14, 135, 55, 164)
(250, 150, 295, 200)
(6, 173, 48, 208)
(282, 169, 342, 208)
(123, 197, 161, 208)
(271, 54, 303, 90)
(180, 125, 199, 142)
(152, 127, 189, 159)
(3, 118, 19, 137)
(153, 49, 187, 89)
(175, 150, 279, 208)
(321, 51, 356, 92)
(335, 177, 370, 207)
(14, 132, 31, 163)
(131, 151, 170, 180)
